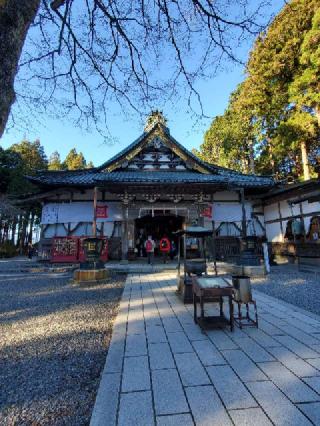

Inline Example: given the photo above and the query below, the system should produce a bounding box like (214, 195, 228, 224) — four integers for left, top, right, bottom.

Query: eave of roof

(27, 169, 274, 189)
(260, 178, 320, 203)
(27, 120, 275, 190)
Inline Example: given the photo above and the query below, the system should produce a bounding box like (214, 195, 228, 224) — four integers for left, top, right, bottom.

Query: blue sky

(1, 1, 285, 167)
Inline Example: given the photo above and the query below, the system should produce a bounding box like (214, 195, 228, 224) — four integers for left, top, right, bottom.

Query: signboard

(96, 205, 108, 218)
(200, 205, 213, 219)
(52, 236, 108, 262)
(52, 237, 79, 262)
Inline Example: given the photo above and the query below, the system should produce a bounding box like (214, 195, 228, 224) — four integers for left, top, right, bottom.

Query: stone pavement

(90, 272, 320, 426)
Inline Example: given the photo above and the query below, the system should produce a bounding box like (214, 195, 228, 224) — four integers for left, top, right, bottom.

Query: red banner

(200, 205, 213, 218)
(96, 205, 108, 218)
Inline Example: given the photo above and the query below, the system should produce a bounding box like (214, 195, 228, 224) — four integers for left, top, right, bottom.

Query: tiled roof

(28, 169, 273, 188)
(28, 120, 275, 190)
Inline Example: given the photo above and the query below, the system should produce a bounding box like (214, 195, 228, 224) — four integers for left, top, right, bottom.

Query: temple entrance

(135, 214, 184, 258)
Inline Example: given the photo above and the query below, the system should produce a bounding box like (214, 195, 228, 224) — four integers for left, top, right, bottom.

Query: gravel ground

(0, 270, 125, 426)
(251, 264, 320, 315)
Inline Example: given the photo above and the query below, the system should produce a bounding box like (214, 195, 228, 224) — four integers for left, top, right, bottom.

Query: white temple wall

(264, 198, 320, 242)
(266, 222, 283, 242)
(211, 200, 264, 237)
(41, 201, 123, 224)
(40, 195, 268, 239)
(43, 221, 116, 238)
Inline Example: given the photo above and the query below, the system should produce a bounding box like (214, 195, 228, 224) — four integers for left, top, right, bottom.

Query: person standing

(159, 235, 170, 264)
(170, 239, 176, 260)
(27, 242, 34, 260)
(145, 235, 155, 265)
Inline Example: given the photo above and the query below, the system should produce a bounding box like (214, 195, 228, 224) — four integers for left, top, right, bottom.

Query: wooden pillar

(298, 198, 306, 241)
(240, 188, 247, 238)
(177, 236, 181, 273)
(212, 220, 217, 275)
(121, 204, 129, 261)
(183, 234, 187, 282)
(92, 186, 98, 237)
(277, 201, 284, 242)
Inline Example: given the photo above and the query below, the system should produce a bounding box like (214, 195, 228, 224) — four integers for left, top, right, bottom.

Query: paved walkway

(90, 272, 320, 426)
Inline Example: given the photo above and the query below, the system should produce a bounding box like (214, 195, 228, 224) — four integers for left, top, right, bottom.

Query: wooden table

(192, 276, 234, 331)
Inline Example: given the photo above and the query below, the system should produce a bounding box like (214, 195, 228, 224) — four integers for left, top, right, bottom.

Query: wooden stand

(233, 299, 258, 329)
(192, 276, 234, 331)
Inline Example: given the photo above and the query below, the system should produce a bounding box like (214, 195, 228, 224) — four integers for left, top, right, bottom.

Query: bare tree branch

(0, 0, 278, 139)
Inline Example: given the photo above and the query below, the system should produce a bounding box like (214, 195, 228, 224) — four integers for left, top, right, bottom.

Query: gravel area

(0, 270, 125, 426)
(251, 264, 320, 315)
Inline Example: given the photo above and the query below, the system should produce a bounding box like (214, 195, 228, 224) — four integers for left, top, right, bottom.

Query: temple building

(27, 112, 320, 263)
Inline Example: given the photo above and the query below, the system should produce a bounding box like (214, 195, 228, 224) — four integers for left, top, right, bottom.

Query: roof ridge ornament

(144, 110, 169, 133)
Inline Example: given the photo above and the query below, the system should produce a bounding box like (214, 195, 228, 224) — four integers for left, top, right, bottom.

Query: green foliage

(9, 139, 48, 195)
(198, 0, 320, 180)
(0, 241, 17, 258)
(63, 148, 87, 170)
(0, 147, 23, 193)
(200, 84, 257, 174)
(48, 151, 63, 170)
(289, 8, 320, 120)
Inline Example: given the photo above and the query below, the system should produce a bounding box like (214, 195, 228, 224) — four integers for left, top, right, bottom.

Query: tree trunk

(11, 217, 17, 244)
(3, 221, 9, 242)
(19, 214, 28, 254)
(0, 218, 3, 244)
(300, 140, 310, 181)
(248, 139, 255, 174)
(267, 137, 275, 175)
(315, 105, 320, 127)
(16, 214, 23, 247)
(28, 211, 35, 243)
(0, 0, 40, 137)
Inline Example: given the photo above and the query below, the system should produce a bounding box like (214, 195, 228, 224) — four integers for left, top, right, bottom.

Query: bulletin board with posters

(52, 237, 79, 262)
(51, 236, 108, 263)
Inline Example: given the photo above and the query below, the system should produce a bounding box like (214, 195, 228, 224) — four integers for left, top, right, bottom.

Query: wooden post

(212, 220, 217, 276)
(177, 236, 181, 273)
(298, 198, 306, 241)
(240, 188, 247, 238)
(121, 206, 129, 261)
(92, 186, 98, 237)
(277, 201, 284, 242)
(183, 234, 187, 282)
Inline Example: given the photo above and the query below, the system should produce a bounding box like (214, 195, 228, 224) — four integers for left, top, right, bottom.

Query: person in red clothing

(159, 235, 171, 264)
(145, 235, 155, 265)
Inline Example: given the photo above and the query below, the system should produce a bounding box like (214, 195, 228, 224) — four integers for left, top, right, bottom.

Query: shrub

(0, 241, 17, 258)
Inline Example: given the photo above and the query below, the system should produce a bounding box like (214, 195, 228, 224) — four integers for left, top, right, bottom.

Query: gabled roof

(27, 112, 275, 191)
(97, 121, 213, 174)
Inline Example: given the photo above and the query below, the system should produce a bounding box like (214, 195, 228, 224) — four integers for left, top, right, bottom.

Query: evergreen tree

(199, 84, 257, 174)
(289, 8, 320, 126)
(198, 0, 320, 181)
(244, 0, 319, 180)
(10, 139, 48, 193)
(0, 147, 23, 193)
(48, 151, 63, 170)
(63, 148, 87, 170)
